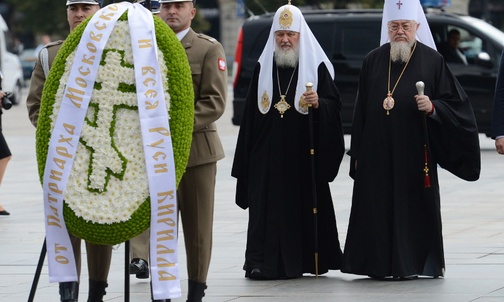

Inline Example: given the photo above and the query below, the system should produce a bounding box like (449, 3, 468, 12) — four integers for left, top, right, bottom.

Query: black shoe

(368, 274, 419, 281)
(187, 280, 207, 302)
(0, 210, 10, 215)
(368, 274, 386, 280)
(88, 279, 108, 302)
(59, 281, 79, 302)
(246, 268, 268, 280)
(130, 258, 149, 279)
(394, 275, 418, 281)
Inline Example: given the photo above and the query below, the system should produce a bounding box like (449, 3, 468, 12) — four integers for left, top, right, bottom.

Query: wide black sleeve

(315, 63, 345, 182)
(231, 63, 261, 209)
(491, 50, 504, 139)
(347, 53, 371, 179)
(426, 58, 481, 181)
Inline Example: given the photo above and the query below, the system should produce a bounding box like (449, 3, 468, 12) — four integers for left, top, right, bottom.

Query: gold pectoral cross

(274, 95, 291, 118)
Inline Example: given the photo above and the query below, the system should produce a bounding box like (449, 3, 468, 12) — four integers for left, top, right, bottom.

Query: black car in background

(231, 9, 504, 136)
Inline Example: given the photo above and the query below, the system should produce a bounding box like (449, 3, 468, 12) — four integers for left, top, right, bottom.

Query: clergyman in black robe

(341, 40, 480, 279)
(231, 3, 345, 280)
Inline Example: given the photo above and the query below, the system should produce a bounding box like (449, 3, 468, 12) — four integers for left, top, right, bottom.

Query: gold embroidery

(299, 96, 309, 113)
(279, 7, 293, 29)
(261, 91, 270, 112)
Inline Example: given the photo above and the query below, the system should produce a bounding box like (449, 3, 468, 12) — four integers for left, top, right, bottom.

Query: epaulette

(39, 40, 64, 78)
(44, 40, 64, 49)
(196, 33, 217, 43)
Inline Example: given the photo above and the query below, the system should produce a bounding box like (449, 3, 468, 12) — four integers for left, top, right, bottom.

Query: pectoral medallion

(383, 92, 394, 115)
(384, 42, 417, 116)
(274, 95, 291, 118)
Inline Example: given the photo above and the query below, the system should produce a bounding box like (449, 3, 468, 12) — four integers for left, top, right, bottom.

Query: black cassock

(232, 62, 345, 279)
(342, 42, 480, 278)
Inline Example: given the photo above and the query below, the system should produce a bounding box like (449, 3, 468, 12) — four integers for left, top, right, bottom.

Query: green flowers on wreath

(36, 13, 194, 245)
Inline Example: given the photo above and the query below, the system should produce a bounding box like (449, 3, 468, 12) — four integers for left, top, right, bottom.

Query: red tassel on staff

(423, 144, 431, 188)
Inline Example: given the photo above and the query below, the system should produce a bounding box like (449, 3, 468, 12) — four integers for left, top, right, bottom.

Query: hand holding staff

(415, 80, 434, 115)
(304, 82, 318, 108)
(306, 82, 314, 105)
(416, 81, 431, 188)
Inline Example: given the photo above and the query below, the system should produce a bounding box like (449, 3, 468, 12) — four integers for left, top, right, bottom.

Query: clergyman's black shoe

(394, 275, 419, 281)
(246, 268, 268, 280)
(368, 274, 419, 281)
(130, 258, 149, 279)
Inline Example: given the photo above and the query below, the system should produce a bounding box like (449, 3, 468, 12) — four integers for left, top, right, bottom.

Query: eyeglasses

(388, 23, 414, 32)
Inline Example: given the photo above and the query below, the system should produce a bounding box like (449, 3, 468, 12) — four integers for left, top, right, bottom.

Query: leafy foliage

(244, 0, 385, 16)
(4, 0, 69, 36)
(4, 0, 384, 45)
(3, 0, 209, 38)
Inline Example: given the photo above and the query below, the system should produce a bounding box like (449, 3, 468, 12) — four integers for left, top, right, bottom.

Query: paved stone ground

(0, 87, 503, 301)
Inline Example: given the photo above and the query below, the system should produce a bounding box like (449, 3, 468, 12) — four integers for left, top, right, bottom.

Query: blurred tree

(354, 0, 384, 8)
(245, 0, 305, 15)
(244, 0, 383, 16)
(193, 5, 211, 33)
(4, 0, 68, 37)
(3, 0, 385, 41)
(4, 0, 209, 39)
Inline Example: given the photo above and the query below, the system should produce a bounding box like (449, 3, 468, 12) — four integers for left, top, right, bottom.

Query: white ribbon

(43, 2, 181, 299)
(43, 3, 181, 297)
(128, 3, 180, 300)
(43, 2, 129, 283)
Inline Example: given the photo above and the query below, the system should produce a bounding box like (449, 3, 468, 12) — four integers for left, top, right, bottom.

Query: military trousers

(130, 162, 217, 283)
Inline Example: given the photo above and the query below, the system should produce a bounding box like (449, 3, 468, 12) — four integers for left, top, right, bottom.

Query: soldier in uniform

(128, 0, 227, 301)
(26, 1, 112, 302)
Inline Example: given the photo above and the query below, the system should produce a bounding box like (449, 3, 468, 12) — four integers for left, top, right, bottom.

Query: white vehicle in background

(0, 15, 24, 105)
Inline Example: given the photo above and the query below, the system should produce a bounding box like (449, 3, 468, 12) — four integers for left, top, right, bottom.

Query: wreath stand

(27, 238, 131, 302)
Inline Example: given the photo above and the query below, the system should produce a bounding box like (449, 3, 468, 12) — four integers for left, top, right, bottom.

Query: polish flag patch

(218, 58, 226, 71)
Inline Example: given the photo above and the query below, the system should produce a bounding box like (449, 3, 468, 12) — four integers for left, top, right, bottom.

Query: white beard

(274, 44, 299, 68)
(390, 40, 415, 63)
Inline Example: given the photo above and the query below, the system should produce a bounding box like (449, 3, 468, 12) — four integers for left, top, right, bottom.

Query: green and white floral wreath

(36, 1, 193, 283)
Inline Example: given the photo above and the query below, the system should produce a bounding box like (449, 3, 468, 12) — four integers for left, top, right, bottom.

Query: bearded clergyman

(341, 0, 480, 279)
(232, 2, 345, 280)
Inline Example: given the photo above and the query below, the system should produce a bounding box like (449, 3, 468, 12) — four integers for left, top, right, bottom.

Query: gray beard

(390, 40, 415, 63)
(274, 45, 299, 68)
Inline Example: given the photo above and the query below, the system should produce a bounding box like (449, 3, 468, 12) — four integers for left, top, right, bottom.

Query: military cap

(66, 0, 102, 6)
(137, 0, 161, 14)
(159, 0, 196, 4)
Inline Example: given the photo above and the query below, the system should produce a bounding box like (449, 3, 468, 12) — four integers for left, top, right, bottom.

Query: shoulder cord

(40, 48, 50, 78)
